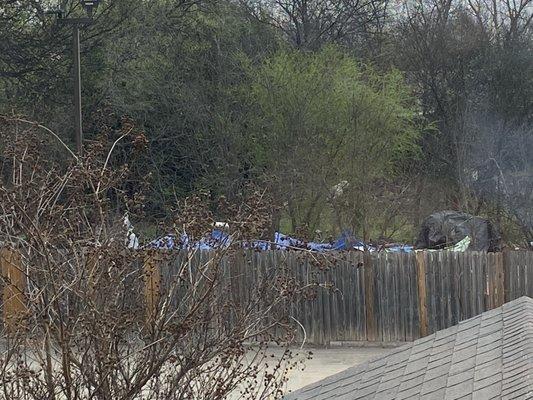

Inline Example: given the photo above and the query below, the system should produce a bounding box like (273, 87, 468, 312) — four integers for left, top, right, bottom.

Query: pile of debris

(145, 229, 413, 253)
(128, 211, 502, 253)
(415, 210, 501, 252)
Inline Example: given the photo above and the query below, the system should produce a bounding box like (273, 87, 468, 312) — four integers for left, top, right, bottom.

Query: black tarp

(415, 211, 501, 252)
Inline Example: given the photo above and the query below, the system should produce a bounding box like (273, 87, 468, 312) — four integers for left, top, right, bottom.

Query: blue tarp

(149, 234, 177, 250)
(384, 245, 414, 253)
(148, 229, 231, 250)
(332, 230, 366, 251)
(274, 230, 367, 251)
(147, 230, 413, 253)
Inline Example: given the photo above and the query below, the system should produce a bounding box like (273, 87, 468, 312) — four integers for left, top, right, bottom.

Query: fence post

(363, 251, 376, 341)
(502, 250, 510, 303)
(144, 252, 161, 327)
(1, 248, 27, 334)
(416, 251, 428, 337)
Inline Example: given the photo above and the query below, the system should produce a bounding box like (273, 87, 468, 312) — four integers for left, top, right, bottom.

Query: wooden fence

(152, 250, 533, 344)
(284, 250, 531, 344)
(2, 249, 533, 344)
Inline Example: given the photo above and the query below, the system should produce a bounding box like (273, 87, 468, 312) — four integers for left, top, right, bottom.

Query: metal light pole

(73, 25, 82, 155)
(53, 0, 100, 156)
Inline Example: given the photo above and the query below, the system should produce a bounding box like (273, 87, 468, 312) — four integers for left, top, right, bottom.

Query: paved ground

(285, 297, 533, 400)
(230, 345, 401, 399)
(283, 345, 399, 394)
(0, 340, 400, 399)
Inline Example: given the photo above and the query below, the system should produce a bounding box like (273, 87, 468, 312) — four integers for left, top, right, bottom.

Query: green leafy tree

(96, 1, 279, 216)
(248, 47, 423, 238)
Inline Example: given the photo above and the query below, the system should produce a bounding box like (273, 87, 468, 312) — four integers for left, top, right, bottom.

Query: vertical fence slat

(442, 252, 449, 329)
(392, 254, 400, 342)
(143, 251, 161, 327)
(427, 252, 436, 333)
(484, 253, 491, 310)
(1, 248, 26, 334)
(345, 256, 352, 342)
(375, 253, 382, 342)
(504, 251, 512, 302)
(477, 252, 484, 314)
(377, 253, 386, 342)
(323, 263, 332, 346)
(528, 253, 533, 297)
(410, 252, 418, 340)
(357, 252, 365, 341)
(435, 252, 443, 331)
(333, 260, 340, 343)
(363, 252, 376, 341)
(416, 252, 429, 337)
(469, 252, 476, 317)
(399, 253, 408, 341)
(383, 253, 391, 342)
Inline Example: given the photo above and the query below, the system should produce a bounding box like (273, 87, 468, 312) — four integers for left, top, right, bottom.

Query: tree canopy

(1, 0, 532, 244)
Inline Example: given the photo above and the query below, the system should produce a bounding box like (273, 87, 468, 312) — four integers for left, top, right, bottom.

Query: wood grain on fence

(416, 252, 428, 337)
(143, 252, 162, 326)
(138, 249, 533, 345)
(363, 252, 376, 341)
(4, 248, 533, 344)
(275, 249, 533, 344)
(1, 248, 27, 333)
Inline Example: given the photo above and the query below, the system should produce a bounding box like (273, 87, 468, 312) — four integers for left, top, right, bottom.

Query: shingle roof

(285, 296, 533, 400)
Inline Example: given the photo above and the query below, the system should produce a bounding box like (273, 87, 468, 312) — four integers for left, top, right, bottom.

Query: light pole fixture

(80, 0, 100, 17)
(52, 0, 100, 156)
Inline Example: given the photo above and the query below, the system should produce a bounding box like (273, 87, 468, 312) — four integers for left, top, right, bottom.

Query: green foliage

(248, 47, 423, 235)
(93, 1, 280, 215)
(1, 0, 531, 243)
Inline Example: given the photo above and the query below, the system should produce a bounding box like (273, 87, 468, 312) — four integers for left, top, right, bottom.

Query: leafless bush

(0, 116, 310, 400)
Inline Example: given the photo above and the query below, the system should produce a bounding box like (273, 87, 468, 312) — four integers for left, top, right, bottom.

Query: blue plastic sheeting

(384, 245, 414, 253)
(274, 231, 370, 252)
(148, 234, 178, 250)
(243, 240, 271, 251)
(147, 230, 413, 253)
(273, 232, 305, 250)
(147, 229, 231, 250)
(332, 230, 366, 251)
(198, 229, 231, 249)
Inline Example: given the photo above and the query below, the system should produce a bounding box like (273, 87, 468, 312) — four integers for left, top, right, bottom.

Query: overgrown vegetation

(1, 0, 532, 245)
(0, 0, 531, 397)
(0, 119, 321, 399)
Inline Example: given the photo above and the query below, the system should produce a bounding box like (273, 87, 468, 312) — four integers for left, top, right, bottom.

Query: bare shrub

(0, 116, 309, 400)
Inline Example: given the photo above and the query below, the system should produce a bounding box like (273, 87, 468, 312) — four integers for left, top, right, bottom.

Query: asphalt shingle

(285, 296, 533, 400)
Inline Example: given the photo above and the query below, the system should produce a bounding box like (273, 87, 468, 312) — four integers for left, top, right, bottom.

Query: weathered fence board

(1, 248, 27, 333)
(281, 249, 533, 344)
(4, 248, 533, 344)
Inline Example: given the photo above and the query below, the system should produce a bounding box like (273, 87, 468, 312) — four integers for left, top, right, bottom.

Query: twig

(290, 316, 307, 350)
(0, 116, 79, 161)
(95, 127, 133, 196)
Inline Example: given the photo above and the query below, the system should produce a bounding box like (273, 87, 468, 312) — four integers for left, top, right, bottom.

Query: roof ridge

(505, 295, 533, 305)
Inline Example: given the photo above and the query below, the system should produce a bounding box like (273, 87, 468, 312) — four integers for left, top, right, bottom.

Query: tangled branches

(0, 117, 307, 400)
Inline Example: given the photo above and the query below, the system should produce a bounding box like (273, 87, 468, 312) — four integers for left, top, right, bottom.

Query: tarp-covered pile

(415, 210, 501, 252)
